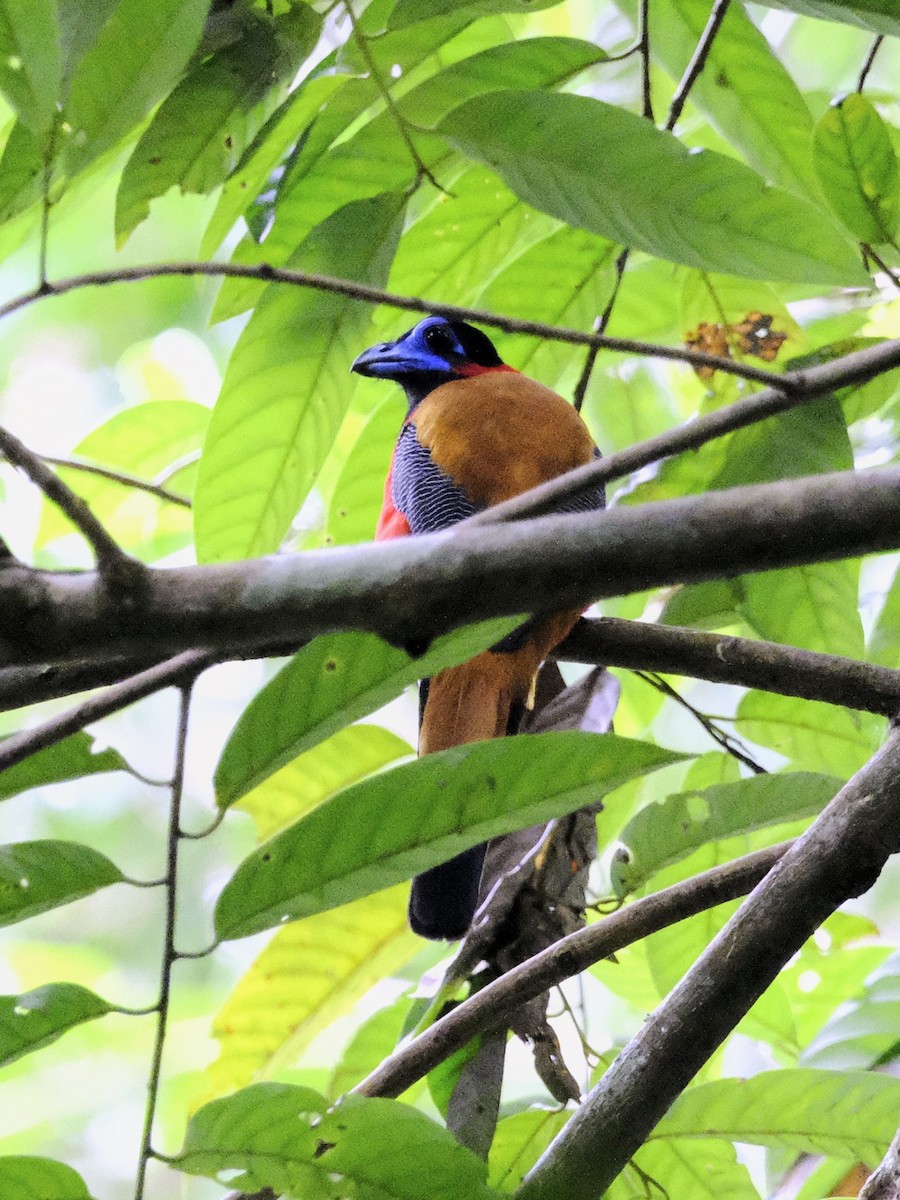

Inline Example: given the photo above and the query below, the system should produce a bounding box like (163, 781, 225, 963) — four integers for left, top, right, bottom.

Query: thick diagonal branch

(2, 467, 900, 668)
(516, 728, 900, 1200)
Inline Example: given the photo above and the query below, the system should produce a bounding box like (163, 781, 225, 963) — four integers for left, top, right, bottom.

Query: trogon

(351, 315, 605, 940)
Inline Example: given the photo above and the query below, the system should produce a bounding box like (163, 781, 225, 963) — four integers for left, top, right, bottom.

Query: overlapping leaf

(0, 840, 123, 926)
(0, 0, 61, 137)
(0, 983, 111, 1067)
(0, 1157, 95, 1200)
(0, 732, 126, 804)
(814, 93, 900, 245)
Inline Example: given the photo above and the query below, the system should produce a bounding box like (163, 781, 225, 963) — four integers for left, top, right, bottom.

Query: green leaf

(0, 1156, 95, 1200)
(215, 731, 684, 939)
(177, 1084, 496, 1199)
(215, 617, 519, 806)
(329, 994, 412, 1099)
(634, 1138, 758, 1200)
(612, 773, 839, 896)
(0, 120, 44, 225)
(116, 6, 321, 244)
(869, 561, 900, 668)
(0, 732, 126, 804)
(388, 0, 564, 28)
(736, 692, 885, 778)
(653, 1069, 900, 1165)
(0, 840, 123, 926)
(652, 0, 816, 195)
(488, 1110, 570, 1193)
(803, 950, 900, 1070)
(238, 724, 412, 842)
(0, 983, 111, 1067)
(814, 94, 899, 245)
(63, 0, 210, 170)
(37, 400, 208, 562)
(204, 884, 418, 1098)
(194, 191, 405, 563)
(0, 0, 62, 137)
(754, 0, 900, 36)
(324, 397, 401, 547)
(438, 90, 867, 285)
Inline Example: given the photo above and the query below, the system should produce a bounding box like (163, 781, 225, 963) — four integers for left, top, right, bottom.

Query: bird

(351, 315, 605, 940)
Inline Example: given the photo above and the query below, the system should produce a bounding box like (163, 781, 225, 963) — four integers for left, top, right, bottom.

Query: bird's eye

(424, 325, 453, 353)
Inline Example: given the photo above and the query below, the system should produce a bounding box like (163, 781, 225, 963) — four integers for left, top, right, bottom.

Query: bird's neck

(402, 363, 518, 411)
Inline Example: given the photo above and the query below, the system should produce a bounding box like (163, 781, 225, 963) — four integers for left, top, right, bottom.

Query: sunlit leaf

(116, 6, 321, 244)
(215, 617, 520, 806)
(634, 1138, 758, 1200)
(653, 1069, 900, 1165)
(0, 0, 61, 137)
(194, 191, 405, 563)
(324, 397, 401, 547)
(736, 692, 885, 777)
(177, 1084, 496, 1199)
(438, 90, 866, 284)
(755, 0, 900, 36)
(612, 773, 839, 896)
(329, 994, 412, 1099)
(813, 93, 899, 244)
(215, 731, 684, 939)
(0, 983, 111, 1067)
(0, 733, 126, 804)
(488, 1110, 569, 1193)
(388, 0, 564, 28)
(0, 840, 123, 926)
(803, 950, 900, 1070)
(0, 1156, 95, 1200)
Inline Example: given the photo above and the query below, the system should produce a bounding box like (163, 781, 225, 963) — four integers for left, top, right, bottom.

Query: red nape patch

(454, 363, 519, 377)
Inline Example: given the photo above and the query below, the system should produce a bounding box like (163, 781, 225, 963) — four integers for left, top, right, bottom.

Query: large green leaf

(0, 1157, 95, 1200)
(736, 692, 885, 778)
(488, 1110, 569, 1193)
(0, 0, 62, 137)
(116, 6, 321, 244)
(388, 0, 564, 27)
(612, 773, 839, 896)
(215, 617, 519, 806)
(324, 398, 401, 547)
(63, 0, 210, 170)
(651, 0, 816, 195)
(215, 731, 684, 939)
(204, 884, 418, 1099)
(653, 1069, 900, 1165)
(633, 1139, 758, 1200)
(438, 90, 866, 284)
(813, 93, 900, 245)
(803, 950, 900, 1070)
(0, 984, 111, 1067)
(176, 1084, 496, 1199)
(0, 841, 123, 926)
(0, 732, 126, 804)
(755, 0, 900, 35)
(194, 191, 405, 563)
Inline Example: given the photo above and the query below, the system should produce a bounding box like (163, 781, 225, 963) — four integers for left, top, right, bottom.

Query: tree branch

(40, 454, 191, 506)
(3, 467, 900, 669)
(666, 0, 732, 131)
(0, 260, 792, 388)
(354, 842, 790, 1099)
(517, 728, 900, 1200)
(559, 616, 900, 717)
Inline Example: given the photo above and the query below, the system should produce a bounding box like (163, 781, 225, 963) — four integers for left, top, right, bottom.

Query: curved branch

(3, 467, 900, 669)
(355, 842, 790, 1098)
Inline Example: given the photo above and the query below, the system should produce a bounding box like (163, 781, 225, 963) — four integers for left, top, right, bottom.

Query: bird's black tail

(408, 844, 488, 940)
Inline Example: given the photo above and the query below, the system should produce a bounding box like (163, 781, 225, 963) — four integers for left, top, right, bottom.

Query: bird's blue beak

(350, 339, 413, 378)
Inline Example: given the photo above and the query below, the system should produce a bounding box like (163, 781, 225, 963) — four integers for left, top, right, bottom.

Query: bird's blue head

(351, 315, 510, 408)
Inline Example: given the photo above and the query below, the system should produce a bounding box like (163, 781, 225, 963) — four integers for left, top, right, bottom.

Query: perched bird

(351, 316, 605, 939)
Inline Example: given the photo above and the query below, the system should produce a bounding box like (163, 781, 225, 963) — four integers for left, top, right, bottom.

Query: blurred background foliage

(1, 0, 900, 1197)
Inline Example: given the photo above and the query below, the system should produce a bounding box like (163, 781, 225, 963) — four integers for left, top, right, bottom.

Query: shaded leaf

(0, 983, 111, 1067)
(634, 1138, 758, 1200)
(612, 772, 839, 896)
(0, 1157, 95, 1200)
(176, 1084, 496, 1199)
(736, 692, 885, 777)
(813, 93, 899, 244)
(204, 884, 418, 1099)
(755, 0, 900, 36)
(238, 724, 412, 842)
(0, 0, 62, 137)
(488, 1109, 569, 1193)
(438, 90, 866, 284)
(116, 7, 321, 244)
(653, 1069, 900, 1165)
(0, 840, 123, 926)
(0, 732, 126, 804)
(215, 617, 519, 806)
(194, 191, 405, 563)
(329, 993, 412, 1099)
(803, 950, 900, 1070)
(215, 732, 684, 939)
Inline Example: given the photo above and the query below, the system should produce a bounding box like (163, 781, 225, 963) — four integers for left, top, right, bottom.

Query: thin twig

(857, 34, 885, 93)
(0, 650, 211, 772)
(135, 683, 193, 1200)
(863, 243, 900, 292)
(638, 0, 653, 121)
(353, 841, 790, 1098)
(40, 454, 192, 507)
(0, 424, 141, 581)
(635, 670, 767, 773)
(666, 0, 732, 132)
(345, 1, 446, 193)
(573, 247, 631, 411)
(0, 260, 790, 388)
